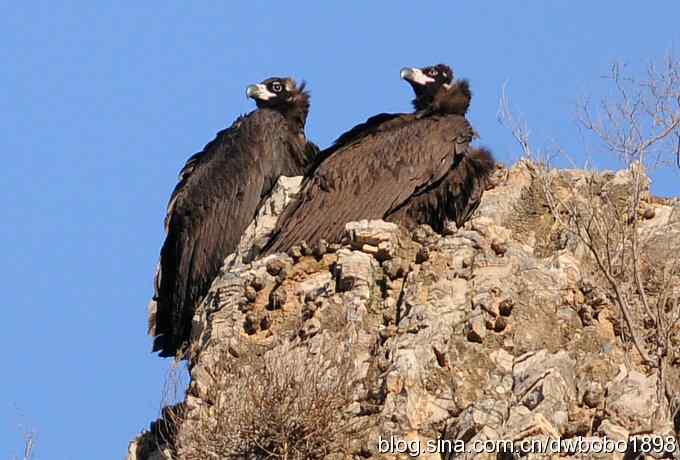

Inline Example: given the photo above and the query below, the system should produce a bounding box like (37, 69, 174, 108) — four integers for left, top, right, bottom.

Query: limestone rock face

(128, 162, 680, 460)
(225, 175, 303, 267)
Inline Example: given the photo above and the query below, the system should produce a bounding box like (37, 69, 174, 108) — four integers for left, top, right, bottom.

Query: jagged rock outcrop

(225, 175, 304, 268)
(129, 162, 680, 460)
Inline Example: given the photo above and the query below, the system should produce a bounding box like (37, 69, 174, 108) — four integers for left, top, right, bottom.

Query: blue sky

(2, 2, 678, 458)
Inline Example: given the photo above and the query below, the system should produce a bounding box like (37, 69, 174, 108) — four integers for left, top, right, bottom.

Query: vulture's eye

(427, 69, 438, 77)
(272, 82, 283, 92)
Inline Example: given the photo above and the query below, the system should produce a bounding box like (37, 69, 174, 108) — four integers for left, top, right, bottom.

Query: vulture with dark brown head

(264, 64, 495, 254)
(149, 77, 317, 357)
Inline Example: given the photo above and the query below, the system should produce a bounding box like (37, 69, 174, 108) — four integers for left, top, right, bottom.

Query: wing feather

(151, 110, 307, 356)
(265, 114, 474, 253)
(386, 147, 496, 231)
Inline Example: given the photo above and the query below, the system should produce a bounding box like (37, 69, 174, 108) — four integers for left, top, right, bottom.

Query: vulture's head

(401, 64, 453, 97)
(246, 77, 310, 128)
(401, 64, 469, 115)
(247, 77, 308, 109)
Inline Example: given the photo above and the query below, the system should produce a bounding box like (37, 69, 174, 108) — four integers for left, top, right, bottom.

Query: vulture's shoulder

(306, 113, 409, 173)
(174, 112, 256, 182)
(163, 112, 264, 231)
(339, 113, 473, 153)
(418, 113, 473, 130)
(331, 112, 405, 150)
(424, 113, 476, 139)
(319, 113, 475, 169)
(311, 114, 476, 202)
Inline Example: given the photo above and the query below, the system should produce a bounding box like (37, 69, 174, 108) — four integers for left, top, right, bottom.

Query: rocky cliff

(128, 161, 680, 460)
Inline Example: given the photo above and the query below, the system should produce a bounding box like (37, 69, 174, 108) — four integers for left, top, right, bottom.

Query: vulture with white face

(149, 77, 317, 357)
(264, 64, 495, 255)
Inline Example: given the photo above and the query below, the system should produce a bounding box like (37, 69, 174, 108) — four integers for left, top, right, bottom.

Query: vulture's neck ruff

(413, 80, 471, 117)
(264, 89, 311, 135)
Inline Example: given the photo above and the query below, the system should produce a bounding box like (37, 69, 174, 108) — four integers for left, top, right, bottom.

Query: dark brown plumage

(264, 64, 495, 255)
(149, 77, 316, 357)
(386, 147, 495, 232)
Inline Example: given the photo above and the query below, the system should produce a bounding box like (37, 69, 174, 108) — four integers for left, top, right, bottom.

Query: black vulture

(149, 77, 317, 357)
(264, 64, 495, 254)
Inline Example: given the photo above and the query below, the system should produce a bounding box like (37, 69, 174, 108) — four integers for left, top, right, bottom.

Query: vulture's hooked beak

(246, 84, 275, 101)
(400, 67, 435, 86)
